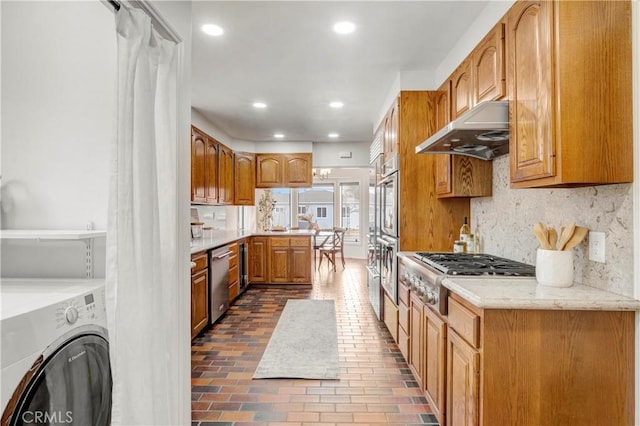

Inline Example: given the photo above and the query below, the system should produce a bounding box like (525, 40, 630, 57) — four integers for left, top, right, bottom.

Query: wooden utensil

(548, 228, 558, 250)
(562, 226, 589, 251)
(533, 222, 552, 250)
(558, 222, 576, 251)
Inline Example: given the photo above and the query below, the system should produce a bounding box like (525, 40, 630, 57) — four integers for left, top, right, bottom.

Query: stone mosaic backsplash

(471, 156, 634, 297)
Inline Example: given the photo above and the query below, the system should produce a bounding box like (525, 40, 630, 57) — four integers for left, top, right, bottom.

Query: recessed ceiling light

(333, 21, 356, 34)
(202, 24, 224, 36)
(328, 133, 339, 138)
(252, 102, 267, 109)
(274, 133, 284, 138)
(329, 101, 344, 109)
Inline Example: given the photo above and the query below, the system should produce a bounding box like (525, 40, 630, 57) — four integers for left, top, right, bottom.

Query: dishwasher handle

(212, 250, 233, 259)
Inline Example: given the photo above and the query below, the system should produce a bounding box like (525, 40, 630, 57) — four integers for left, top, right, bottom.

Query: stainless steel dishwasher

(210, 245, 232, 324)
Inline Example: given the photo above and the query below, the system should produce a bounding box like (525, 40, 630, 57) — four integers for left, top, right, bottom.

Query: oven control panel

(399, 255, 448, 316)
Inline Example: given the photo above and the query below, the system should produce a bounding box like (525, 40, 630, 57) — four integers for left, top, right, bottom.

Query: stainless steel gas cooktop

(412, 252, 536, 277)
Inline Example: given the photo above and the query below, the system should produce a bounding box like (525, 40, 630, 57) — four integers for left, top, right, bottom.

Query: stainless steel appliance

(406, 252, 535, 315)
(415, 100, 509, 160)
(367, 140, 383, 319)
(380, 170, 398, 239)
(378, 235, 398, 304)
(210, 245, 233, 324)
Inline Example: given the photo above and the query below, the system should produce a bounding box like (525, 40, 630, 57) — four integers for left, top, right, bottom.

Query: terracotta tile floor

(191, 259, 439, 426)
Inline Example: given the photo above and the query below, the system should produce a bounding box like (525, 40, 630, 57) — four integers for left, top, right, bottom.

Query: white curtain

(106, 6, 179, 425)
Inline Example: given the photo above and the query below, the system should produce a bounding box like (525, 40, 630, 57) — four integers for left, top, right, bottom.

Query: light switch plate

(588, 231, 605, 263)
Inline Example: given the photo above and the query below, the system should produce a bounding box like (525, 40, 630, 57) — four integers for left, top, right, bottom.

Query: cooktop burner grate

(413, 252, 535, 276)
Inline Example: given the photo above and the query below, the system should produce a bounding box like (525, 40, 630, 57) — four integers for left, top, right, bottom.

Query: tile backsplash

(472, 156, 633, 297)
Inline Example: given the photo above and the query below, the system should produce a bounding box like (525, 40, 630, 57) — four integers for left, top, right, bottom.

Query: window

(258, 176, 363, 244)
(299, 184, 334, 229)
(271, 188, 291, 227)
(340, 182, 360, 243)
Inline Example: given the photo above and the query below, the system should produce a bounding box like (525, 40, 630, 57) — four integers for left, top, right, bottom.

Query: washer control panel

(55, 289, 104, 329)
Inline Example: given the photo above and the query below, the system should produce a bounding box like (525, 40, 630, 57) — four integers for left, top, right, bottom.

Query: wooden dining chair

(318, 227, 346, 271)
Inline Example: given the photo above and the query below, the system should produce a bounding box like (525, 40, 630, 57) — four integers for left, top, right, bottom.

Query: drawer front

(398, 281, 410, 306)
(398, 327, 410, 362)
(448, 297, 480, 348)
(229, 242, 239, 254)
(270, 237, 290, 247)
(383, 293, 399, 342)
(398, 300, 410, 334)
(191, 252, 208, 272)
(229, 264, 239, 285)
(290, 237, 310, 247)
(229, 252, 238, 268)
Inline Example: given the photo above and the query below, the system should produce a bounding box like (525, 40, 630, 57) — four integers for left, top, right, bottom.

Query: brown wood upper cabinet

(255, 153, 312, 188)
(435, 83, 492, 199)
(472, 22, 506, 104)
(382, 99, 399, 162)
(191, 126, 218, 204)
(233, 152, 256, 205)
(191, 125, 229, 205)
(218, 143, 234, 205)
(507, 0, 632, 187)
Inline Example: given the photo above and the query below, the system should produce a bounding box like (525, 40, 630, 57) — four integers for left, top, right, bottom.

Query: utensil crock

(535, 248, 574, 287)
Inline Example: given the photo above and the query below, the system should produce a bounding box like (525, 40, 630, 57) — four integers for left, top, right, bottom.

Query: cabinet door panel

(289, 246, 311, 283)
(284, 154, 312, 187)
(451, 60, 473, 119)
(409, 296, 424, 388)
(191, 269, 209, 339)
(191, 128, 207, 203)
(205, 138, 219, 204)
(269, 246, 290, 283)
(234, 152, 256, 205)
(447, 330, 479, 426)
(249, 237, 268, 283)
(218, 144, 234, 204)
(424, 307, 446, 425)
(256, 154, 283, 187)
(473, 23, 505, 103)
(508, 1, 555, 182)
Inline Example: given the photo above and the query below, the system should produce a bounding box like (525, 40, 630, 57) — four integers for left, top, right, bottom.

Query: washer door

(8, 333, 111, 426)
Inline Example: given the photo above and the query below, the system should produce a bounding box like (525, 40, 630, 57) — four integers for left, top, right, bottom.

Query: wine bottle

(459, 217, 471, 244)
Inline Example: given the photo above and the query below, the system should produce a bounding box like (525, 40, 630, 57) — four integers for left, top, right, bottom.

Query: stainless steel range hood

(415, 100, 509, 160)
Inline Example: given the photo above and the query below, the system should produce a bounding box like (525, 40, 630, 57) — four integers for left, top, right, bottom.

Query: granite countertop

(190, 229, 314, 254)
(442, 276, 640, 311)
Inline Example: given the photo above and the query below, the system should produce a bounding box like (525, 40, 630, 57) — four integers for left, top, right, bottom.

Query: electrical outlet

(588, 231, 606, 263)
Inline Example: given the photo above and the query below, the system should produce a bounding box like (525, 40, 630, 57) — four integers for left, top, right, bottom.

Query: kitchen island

(442, 277, 639, 426)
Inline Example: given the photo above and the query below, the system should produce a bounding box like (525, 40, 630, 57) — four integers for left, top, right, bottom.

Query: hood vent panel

(416, 100, 509, 160)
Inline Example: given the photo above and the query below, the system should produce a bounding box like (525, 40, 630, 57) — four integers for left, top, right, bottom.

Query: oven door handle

(376, 237, 396, 248)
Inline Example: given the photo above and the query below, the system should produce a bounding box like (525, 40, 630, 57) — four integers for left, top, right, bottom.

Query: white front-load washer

(1, 279, 111, 426)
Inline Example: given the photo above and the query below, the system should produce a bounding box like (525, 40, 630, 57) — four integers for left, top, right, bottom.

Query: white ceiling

(191, 1, 491, 144)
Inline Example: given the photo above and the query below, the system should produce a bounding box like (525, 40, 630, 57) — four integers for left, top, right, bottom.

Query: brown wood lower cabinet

(446, 292, 635, 426)
(249, 237, 268, 283)
(190, 251, 209, 339)
(228, 242, 239, 302)
(423, 305, 447, 425)
(409, 293, 424, 389)
(382, 292, 398, 342)
(248, 235, 312, 285)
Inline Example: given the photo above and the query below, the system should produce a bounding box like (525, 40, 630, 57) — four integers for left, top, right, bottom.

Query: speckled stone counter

(190, 229, 314, 254)
(442, 276, 640, 311)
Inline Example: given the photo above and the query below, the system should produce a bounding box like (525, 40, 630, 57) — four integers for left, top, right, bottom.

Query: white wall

(312, 141, 370, 168)
(1, 1, 115, 277)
